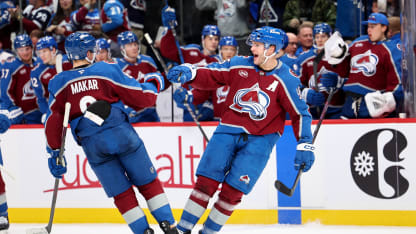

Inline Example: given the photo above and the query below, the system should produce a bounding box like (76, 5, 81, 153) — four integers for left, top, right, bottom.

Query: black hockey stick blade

(275, 164, 305, 196)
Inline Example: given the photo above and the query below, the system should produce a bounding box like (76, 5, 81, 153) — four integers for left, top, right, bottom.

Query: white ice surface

(9, 222, 416, 234)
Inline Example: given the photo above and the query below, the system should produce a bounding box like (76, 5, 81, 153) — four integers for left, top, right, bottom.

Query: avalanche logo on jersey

(230, 83, 270, 121)
(22, 80, 36, 100)
(351, 50, 379, 77)
(218, 0, 236, 18)
(216, 86, 229, 104)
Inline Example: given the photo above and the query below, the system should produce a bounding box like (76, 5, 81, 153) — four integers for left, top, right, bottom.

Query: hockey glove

(47, 147, 67, 179)
(364, 91, 396, 118)
(173, 87, 194, 109)
(319, 71, 345, 92)
(0, 110, 11, 134)
(167, 64, 196, 84)
(7, 106, 23, 124)
(301, 88, 326, 106)
(295, 143, 315, 172)
(324, 31, 348, 65)
(161, 6, 177, 29)
(143, 72, 165, 93)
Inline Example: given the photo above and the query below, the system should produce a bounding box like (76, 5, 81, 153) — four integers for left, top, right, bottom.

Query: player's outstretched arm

(324, 31, 349, 65)
(167, 64, 196, 84)
(143, 72, 165, 93)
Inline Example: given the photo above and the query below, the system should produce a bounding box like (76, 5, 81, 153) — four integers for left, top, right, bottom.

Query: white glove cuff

(301, 88, 311, 101)
(0, 110, 10, 118)
(297, 143, 315, 152)
(182, 63, 197, 81)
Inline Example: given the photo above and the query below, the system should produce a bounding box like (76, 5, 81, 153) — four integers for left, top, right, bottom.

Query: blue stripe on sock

(150, 204, 175, 225)
(203, 217, 222, 232)
(128, 216, 150, 233)
(178, 210, 200, 231)
(0, 203, 7, 216)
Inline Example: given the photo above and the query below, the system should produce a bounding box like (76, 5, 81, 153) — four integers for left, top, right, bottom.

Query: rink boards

(2, 119, 416, 226)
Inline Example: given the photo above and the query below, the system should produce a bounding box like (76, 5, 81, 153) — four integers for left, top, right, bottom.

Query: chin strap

(261, 50, 277, 66)
(85, 52, 96, 64)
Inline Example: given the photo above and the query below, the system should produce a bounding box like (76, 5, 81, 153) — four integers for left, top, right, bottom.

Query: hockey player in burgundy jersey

(173, 36, 239, 120)
(44, 32, 178, 234)
(115, 31, 163, 122)
(95, 38, 112, 62)
(324, 13, 403, 119)
(160, 6, 220, 66)
(0, 34, 42, 124)
(167, 26, 314, 234)
(297, 23, 345, 119)
(31, 36, 73, 120)
(0, 34, 42, 231)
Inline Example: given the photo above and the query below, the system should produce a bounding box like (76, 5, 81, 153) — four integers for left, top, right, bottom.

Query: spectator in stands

(388, 16, 400, 43)
(29, 29, 44, 48)
(280, 32, 298, 71)
(20, 0, 53, 34)
(195, 0, 251, 55)
(99, 0, 130, 57)
(295, 22, 314, 56)
(283, 0, 336, 33)
(0, 1, 16, 50)
(46, 0, 75, 52)
(70, 0, 100, 34)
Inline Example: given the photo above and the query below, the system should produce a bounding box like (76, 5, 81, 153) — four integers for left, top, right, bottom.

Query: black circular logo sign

(350, 128, 409, 199)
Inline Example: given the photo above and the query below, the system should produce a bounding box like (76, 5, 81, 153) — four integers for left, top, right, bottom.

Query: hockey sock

(113, 187, 149, 233)
(0, 173, 7, 217)
(201, 182, 243, 233)
(137, 178, 175, 226)
(177, 176, 220, 232)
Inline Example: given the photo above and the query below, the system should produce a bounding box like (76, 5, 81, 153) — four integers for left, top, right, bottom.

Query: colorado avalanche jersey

(189, 61, 231, 120)
(280, 53, 298, 72)
(115, 55, 158, 82)
(160, 29, 220, 66)
(22, 5, 53, 31)
(0, 56, 40, 115)
(44, 61, 159, 149)
(331, 36, 403, 101)
(298, 49, 345, 109)
(191, 85, 229, 120)
(0, 2, 12, 30)
(189, 56, 312, 141)
(30, 55, 73, 114)
(101, 0, 130, 42)
(71, 7, 100, 32)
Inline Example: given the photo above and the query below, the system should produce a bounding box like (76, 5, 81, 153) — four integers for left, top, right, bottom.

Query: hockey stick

(144, 33, 175, 122)
(26, 102, 71, 234)
(183, 95, 209, 142)
(275, 88, 335, 196)
(164, 1, 185, 64)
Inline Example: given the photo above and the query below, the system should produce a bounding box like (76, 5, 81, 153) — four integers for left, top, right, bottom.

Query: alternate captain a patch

(230, 83, 270, 121)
